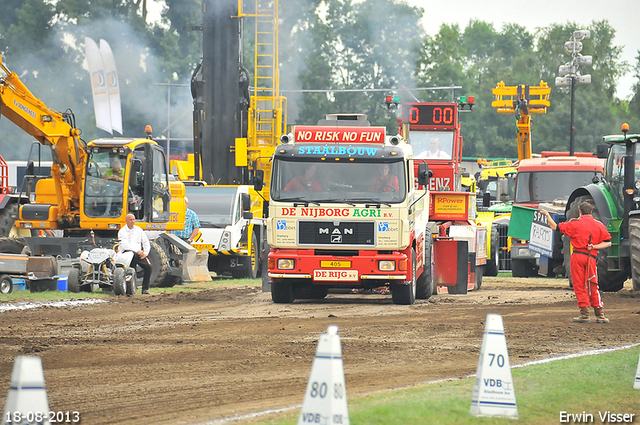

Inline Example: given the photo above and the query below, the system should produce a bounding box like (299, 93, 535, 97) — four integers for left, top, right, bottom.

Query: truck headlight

(21, 223, 33, 228)
(378, 260, 396, 271)
(218, 231, 231, 250)
(277, 259, 295, 270)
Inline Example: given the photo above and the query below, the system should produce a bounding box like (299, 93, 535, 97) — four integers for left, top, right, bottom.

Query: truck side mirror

(596, 143, 610, 159)
(417, 163, 431, 186)
(253, 169, 264, 192)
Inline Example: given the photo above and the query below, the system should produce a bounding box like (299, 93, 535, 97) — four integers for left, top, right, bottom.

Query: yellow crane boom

(492, 81, 550, 161)
(0, 55, 87, 219)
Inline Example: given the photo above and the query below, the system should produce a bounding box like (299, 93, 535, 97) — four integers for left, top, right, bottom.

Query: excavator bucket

(155, 233, 210, 283)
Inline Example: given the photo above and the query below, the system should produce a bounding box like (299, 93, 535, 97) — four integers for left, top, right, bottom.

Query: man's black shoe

(141, 289, 150, 294)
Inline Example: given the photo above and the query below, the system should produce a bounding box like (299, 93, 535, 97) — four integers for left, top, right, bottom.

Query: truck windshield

(514, 171, 598, 203)
(411, 131, 454, 160)
(185, 186, 238, 227)
(84, 151, 128, 218)
(271, 159, 406, 204)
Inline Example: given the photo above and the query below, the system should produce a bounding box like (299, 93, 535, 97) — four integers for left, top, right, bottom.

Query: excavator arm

(0, 55, 87, 219)
(492, 81, 550, 161)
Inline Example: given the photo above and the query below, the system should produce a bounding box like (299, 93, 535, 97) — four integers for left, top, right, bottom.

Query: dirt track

(0, 277, 639, 425)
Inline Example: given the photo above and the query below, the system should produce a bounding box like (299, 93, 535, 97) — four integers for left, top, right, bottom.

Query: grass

(249, 347, 640, 425)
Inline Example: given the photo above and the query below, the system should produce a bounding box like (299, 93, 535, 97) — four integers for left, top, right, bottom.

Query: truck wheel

(392, 248, 416, 305)
(146, 241, 169, 287)
(249, 231, 261, 279)
(416, 229, 433, 299)
(629, 216, 640, 291)
(485, 227, 499, 277)
(67, 268, 81, 293)
(125, 267, 137, 295)
(0, 274, 13, 294)
(232, 232, 261, 279)
(113, 268, 125, 296)
(474, 265, 484, 290)
(271, 280, 294, 303)
(0, 203, 18, 237)
(511, 259, 535, 277)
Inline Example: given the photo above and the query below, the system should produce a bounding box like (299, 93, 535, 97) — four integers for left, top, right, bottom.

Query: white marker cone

(298, 325, 349, 425)
(470, 313, 518, 419)
(2, 355, 51, 425)
(634, 348, 640, 390)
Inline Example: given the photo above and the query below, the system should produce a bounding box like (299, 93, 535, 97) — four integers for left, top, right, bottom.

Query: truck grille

(298, 221, 375, 247)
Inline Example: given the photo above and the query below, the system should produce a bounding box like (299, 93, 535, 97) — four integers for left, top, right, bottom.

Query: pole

(569, 76, 575, 156)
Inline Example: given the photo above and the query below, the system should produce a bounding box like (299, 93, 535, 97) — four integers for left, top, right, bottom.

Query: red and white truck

(399, 101, 488, 292)
(261, 112, 485, 304)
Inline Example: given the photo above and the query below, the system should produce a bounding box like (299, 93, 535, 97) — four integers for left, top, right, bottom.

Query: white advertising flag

(85, 37, 112, 134)
(99, 39, 123, 135)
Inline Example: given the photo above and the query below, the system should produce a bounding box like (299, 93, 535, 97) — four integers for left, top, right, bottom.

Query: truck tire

(67, 268, 81, 293)
(271, 280, 294, 303)
(232, 232, 260, 279)
(0, 274, 13, 294)
(568, 195, 628, 292)
(629, 216, 640, 291)
(146, 241, 169, 287)
(113, 267, 125, 295)
(485, 227, 499, 277)
(0, 203, 18, 237)
(416, 229, 433, 299)
(392, 248, 416, 305)
(511, 259, 535, 278)
(474, 265, 484, 290)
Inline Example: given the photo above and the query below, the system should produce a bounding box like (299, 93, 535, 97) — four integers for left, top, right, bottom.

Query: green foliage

(1, 0, 639, 160)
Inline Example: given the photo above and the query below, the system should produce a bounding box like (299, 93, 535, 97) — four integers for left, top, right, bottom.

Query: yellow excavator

(0, 54, 208, 286)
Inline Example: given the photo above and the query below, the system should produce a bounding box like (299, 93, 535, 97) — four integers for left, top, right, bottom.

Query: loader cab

(83, 139, 171, 224)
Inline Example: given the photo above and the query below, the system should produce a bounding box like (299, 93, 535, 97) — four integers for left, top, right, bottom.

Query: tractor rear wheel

(629, 216, 640, 291)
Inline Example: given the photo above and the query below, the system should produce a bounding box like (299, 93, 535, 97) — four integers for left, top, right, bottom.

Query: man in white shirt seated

(118, 213, 152, 294)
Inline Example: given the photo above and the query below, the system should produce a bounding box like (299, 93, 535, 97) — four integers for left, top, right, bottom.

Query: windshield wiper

(277, 197, 320, 207)
(345, 198, 391, 207)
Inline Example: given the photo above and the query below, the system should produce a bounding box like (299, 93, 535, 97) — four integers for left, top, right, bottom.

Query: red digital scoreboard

(402, 103, 457, 129)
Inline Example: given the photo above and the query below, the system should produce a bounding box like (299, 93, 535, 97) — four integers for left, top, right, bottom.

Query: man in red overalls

(540, 202, 612, 323)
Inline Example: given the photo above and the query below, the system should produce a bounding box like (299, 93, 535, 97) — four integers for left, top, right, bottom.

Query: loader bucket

(155, 233, 210, 283)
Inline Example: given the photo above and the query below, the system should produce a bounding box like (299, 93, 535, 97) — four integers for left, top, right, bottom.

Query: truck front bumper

(268, 249, 410, 285)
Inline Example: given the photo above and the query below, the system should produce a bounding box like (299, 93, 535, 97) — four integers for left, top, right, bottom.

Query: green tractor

(565, 124, 639, 292)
